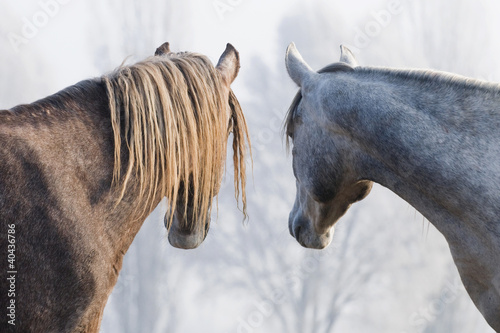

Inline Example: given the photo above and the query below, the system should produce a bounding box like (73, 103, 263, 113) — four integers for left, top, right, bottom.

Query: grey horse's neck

(328, 67, 500, 247)
(346, 68, 500, 329)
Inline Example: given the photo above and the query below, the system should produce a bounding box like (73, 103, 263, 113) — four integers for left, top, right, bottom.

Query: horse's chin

(296, 230, 333, 249)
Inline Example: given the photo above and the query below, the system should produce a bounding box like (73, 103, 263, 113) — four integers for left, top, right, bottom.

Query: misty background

(1, 0, 498, 332)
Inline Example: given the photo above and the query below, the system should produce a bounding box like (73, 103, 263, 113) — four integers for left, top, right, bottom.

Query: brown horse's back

(0, 83, 116, 332)
(0, 131, 92, 331)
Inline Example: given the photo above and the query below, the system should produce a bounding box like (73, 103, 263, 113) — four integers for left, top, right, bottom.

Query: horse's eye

(286, 124, 294, 139)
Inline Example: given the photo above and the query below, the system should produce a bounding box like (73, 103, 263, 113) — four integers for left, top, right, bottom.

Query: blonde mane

(102, 52, 249, 230)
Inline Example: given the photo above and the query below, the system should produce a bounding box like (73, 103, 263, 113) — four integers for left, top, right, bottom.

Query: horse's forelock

(103, 52, 249, 231)
(284, 62, 355, 150)
(284, 90, 302, 151)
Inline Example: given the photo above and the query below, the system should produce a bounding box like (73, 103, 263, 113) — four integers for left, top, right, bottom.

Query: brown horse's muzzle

(165, 209, 209, 249)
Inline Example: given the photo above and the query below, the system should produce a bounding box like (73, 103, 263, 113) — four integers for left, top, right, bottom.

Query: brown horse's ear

(216, 43, 240, 86)
(155, 42, 171, 56)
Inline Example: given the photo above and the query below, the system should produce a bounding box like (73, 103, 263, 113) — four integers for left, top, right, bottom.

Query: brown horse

(0, 42, 250, 332)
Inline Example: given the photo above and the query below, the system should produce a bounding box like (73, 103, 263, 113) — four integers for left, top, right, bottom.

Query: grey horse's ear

(286, 42, 315, 87)
(339, 45, 358, 67)
(216, 43, 240, 87)
(155, 42, 171, 56)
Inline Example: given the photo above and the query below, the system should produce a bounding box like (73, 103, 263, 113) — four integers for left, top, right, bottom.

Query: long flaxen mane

(102, 52, 249, 230)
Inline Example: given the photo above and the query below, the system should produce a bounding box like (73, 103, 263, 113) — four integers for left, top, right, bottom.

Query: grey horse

(284, 42, 500, 331)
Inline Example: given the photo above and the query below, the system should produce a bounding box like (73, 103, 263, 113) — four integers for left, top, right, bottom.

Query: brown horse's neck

(20, 80, 156, 252)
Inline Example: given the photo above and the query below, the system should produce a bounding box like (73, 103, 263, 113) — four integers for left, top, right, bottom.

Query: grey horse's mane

(284, 63, 500, 147)
(357, 66, 500, 94)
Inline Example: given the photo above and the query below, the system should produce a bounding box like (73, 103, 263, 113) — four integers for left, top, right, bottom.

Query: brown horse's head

(104, 43, 250, 249)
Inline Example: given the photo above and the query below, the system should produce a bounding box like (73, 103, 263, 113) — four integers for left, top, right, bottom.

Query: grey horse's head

(284, 43, 373, 249)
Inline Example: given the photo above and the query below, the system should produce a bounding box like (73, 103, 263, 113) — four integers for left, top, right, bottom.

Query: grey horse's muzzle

(288, 207, 333, 249)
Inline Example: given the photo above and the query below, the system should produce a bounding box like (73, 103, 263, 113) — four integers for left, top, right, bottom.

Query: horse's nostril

(294, 225, 302, 239)
(204, 220, 209, 238)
